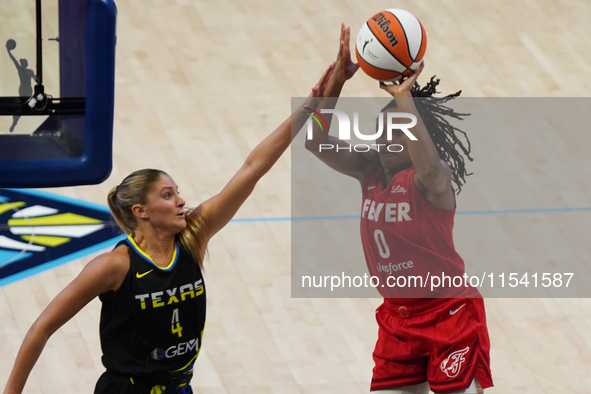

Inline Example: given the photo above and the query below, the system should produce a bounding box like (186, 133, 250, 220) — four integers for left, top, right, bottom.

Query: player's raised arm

(3, 250, 129, 394)
(193, 63, 334, 240)
(379, 62, 455, 209)
(305, 24, 380, 183)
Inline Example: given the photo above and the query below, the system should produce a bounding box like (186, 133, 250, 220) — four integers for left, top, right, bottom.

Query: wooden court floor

(1, 0, 591, 392)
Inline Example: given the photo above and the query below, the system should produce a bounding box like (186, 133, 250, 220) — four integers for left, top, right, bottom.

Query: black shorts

(94, 371, 193, 394)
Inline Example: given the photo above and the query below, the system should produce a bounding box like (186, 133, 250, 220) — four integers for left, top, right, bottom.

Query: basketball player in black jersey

(3, 34, 346, 393)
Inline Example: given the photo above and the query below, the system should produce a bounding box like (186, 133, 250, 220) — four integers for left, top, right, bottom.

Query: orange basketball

(355, 9, 427, 82)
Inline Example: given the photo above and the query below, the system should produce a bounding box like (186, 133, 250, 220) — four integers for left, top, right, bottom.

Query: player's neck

(131, 230, 177, 268)
(382, 163, 413, 186)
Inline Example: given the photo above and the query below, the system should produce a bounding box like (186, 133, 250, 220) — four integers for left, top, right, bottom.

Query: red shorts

(371, 297, 493, 394)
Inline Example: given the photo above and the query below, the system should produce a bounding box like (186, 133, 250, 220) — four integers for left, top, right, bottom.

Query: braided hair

(382, 76, 473, 193)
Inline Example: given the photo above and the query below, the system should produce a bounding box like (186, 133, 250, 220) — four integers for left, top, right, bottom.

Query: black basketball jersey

(99, 235, 206, 381)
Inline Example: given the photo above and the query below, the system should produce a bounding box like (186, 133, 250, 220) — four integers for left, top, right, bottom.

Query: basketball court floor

(1, 0, 591, 392)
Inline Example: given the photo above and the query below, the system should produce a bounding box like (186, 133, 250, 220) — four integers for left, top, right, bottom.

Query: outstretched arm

(193, 63, 334, 240)
(3, 251, 128, 394)
(379, 62, 455, 209)
(305, 24, 380, 183)
(7, 48, 19, 69)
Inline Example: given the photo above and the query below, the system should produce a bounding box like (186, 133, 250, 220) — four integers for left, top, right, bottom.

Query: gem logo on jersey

(440, 346, 470, 378)
(151, 337, 200, 360)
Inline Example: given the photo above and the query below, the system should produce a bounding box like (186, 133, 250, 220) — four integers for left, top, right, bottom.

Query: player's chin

(174, 216, 187, 230)
(378, 152, 400, 166)
(380, 153, 411, 171)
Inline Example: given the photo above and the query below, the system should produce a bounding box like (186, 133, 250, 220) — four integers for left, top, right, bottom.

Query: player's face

(142, 175, 186, 233)
(376, 109, 412, 171)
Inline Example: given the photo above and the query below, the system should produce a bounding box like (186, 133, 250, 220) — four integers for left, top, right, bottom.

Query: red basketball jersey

(360, 166, 478, 303)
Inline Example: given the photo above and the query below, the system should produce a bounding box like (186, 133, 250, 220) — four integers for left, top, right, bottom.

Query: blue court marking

(230, 206, 591, 223)
(458, 206, 591, 216)
(0, 234, 126, 288)
(0, 188, 124, 287)
(6, 188, 111, 213)
(0, 250, 32, 265)
(3, 202, 588, 286)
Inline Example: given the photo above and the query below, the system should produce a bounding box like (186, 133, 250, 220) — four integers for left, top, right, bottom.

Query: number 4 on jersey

(171, 308, 183, 338)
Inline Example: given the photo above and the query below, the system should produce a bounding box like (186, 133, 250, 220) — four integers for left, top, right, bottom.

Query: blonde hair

(108, 169, 208, 268)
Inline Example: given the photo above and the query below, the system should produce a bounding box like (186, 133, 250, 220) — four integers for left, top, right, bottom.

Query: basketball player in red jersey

(305, 24, 492, 394)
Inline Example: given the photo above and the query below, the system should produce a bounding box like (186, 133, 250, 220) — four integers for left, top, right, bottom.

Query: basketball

(355, 9, 427, 82)
(6, 39, 16, 50)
